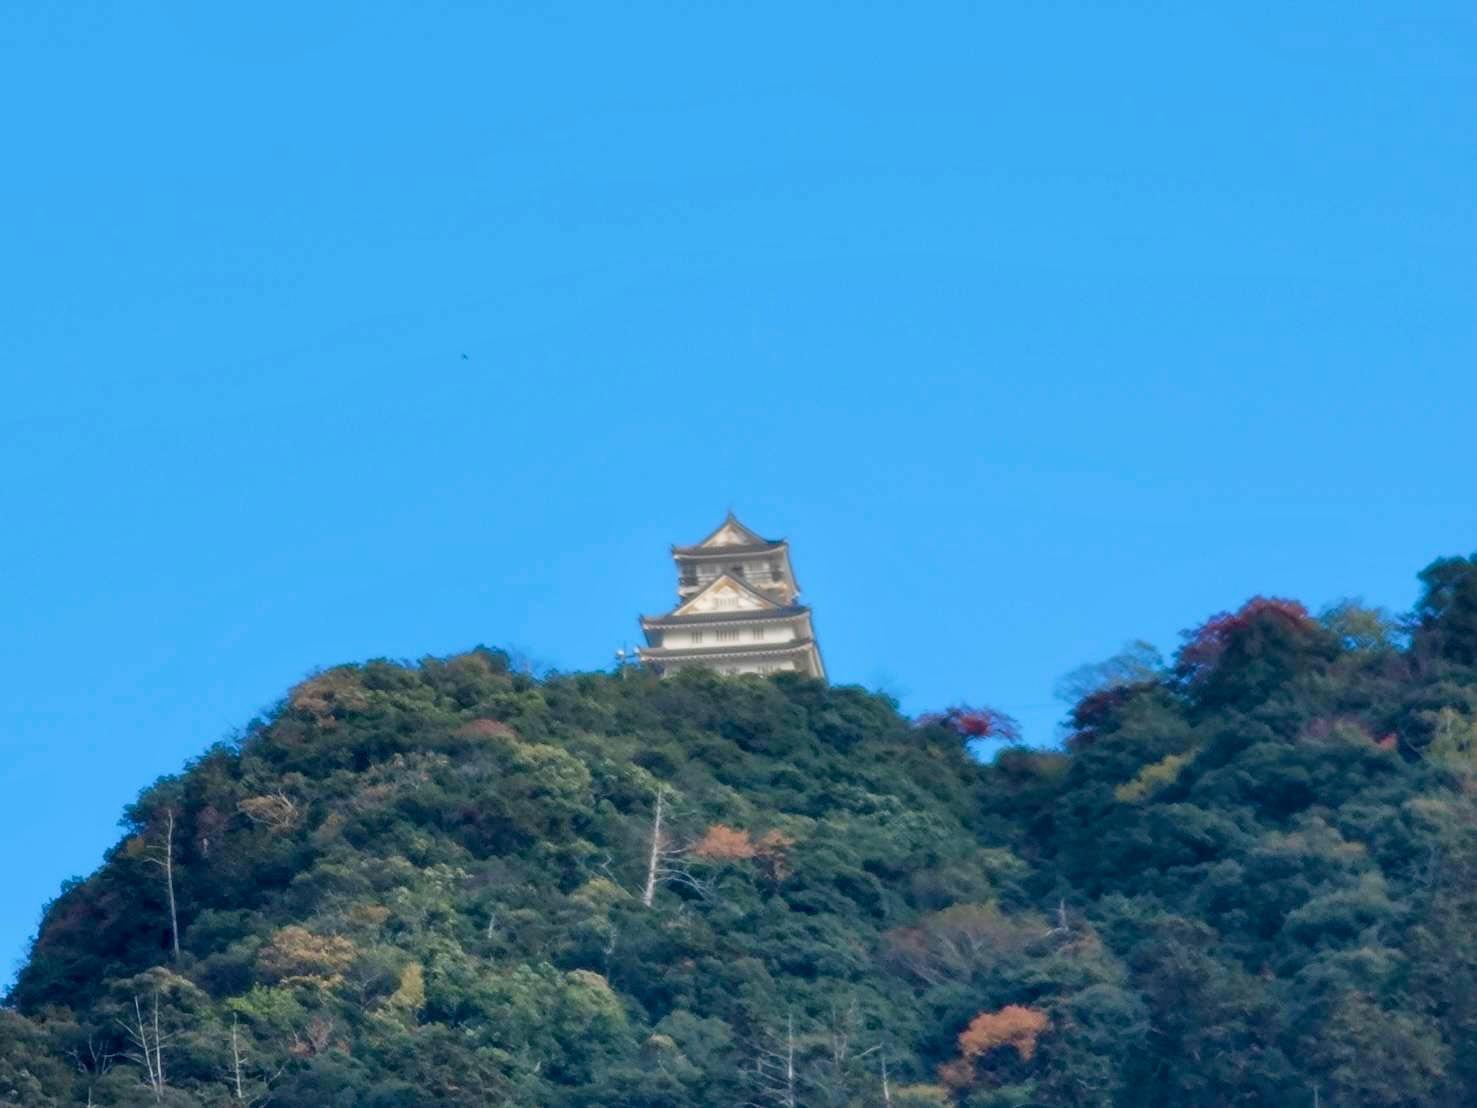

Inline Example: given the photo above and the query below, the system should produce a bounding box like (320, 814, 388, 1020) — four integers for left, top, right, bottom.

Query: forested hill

(7, 558, 1477, 1107)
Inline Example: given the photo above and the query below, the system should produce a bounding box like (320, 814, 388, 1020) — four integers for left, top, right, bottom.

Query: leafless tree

(290, 1015, 338, 1058)
(641, 788, 666, 907)
(808, 999, 879, 1106)
(1045, 897, 1072, 937)
(144, 808, 181, 959)
(237, 792, 300, 833)
(225, 1013, 284, 1105)
(117, 991, 172, 1103)
(884, 904, 1037, 988)
(231, 1017, 247, 1101)
(640, 787, 713, 907)
(743, 1012, 798, 1108)
(880, 1044, 893, 1107)
(1054, 639, 1163, 704)
(601, 923, 619, 976)
(68, 1036, 117, 1108)
(825, 999, 862, 1070)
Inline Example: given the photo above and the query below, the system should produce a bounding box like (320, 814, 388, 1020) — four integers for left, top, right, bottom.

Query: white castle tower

(637, 513, 826, 679)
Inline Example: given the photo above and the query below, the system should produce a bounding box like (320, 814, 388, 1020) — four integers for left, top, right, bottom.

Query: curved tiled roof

(672, 539, 787, 558)
(640, 605, 809, 629)
(671, 511, 785, 557)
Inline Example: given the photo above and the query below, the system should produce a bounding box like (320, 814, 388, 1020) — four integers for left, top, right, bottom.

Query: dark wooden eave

(640, 605, 810, 629)
(672, 539, 788, 558)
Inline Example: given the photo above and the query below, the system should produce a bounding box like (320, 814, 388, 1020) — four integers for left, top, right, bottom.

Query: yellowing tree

(256, 926, 358, 989)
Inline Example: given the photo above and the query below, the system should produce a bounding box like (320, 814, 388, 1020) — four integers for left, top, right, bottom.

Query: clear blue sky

(3, 3, 1475, 985)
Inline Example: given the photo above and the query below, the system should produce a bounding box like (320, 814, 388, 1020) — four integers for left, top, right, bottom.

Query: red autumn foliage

(1070, 685, 1135, 731)
(1176, 596, 1313, 681)
(1064, 684, 1149, 750)
(917, 705, 1022, 744)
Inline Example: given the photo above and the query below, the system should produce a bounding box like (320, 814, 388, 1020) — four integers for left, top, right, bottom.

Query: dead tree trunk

(231, 1015, 245, 1102)
(780, 1012, 797, 1108)
(118, 992, 166, 1103)
(745, 1011, 798, 1108)
(146, 809, 181, 960)
(642, 788, 665, 908)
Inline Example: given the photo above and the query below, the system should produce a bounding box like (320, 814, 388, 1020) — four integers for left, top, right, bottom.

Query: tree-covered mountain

(6, 554, 1477, 1106)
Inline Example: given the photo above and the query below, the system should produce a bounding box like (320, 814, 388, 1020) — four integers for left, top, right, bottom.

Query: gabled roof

(669, 572, 781, 618)
(673, 512, 784, 556)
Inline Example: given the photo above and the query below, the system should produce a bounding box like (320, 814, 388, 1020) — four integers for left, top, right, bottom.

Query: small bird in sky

(460, 353, 469, 360)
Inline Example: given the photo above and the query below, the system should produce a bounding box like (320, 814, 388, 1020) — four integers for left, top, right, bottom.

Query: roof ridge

(678, 513, 780, 552)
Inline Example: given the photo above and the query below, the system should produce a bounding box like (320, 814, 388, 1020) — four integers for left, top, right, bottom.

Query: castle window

(717, 629, 739, 643)
(691, 631, 704, 645)
(751, 627, 765, 641)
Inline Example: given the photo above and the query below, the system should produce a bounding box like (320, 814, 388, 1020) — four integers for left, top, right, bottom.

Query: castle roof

(639, 512, 824, 681)
(640, 605, 810, 629)
(637, 637, 819, 661)
(672, 512, 785, 557)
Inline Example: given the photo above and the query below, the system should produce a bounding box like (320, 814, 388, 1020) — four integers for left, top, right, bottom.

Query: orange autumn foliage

(689, 824, 796, 879)
(690, 824, 759, 860)
(940, 1005, 1050, 1089)
(960, 1004, 1048, 1060)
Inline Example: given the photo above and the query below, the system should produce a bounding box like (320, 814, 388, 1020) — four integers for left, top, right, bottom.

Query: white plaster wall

(670, 658, 798, 676)
(661, 623, 798, 649)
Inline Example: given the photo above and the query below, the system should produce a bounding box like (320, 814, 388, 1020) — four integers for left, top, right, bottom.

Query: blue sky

(3, 2, 1475, 984)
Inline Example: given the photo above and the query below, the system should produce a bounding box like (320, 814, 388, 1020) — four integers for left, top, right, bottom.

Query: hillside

(5, 554, 1477, 1106)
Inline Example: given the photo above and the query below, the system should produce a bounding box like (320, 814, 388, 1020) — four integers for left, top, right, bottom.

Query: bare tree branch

(640, 787, 716, 907)
(742, 1012, 798, 1108)
(116, 991, 173, 1103)
(143, 809, 181, 959)
(224, 1014, 285, 1106)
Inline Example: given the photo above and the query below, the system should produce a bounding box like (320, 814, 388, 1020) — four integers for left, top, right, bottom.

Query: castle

(637, 513, 826, 679)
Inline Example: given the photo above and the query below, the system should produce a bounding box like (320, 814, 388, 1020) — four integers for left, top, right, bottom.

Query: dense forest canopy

(6, 554, 1477, 1106)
